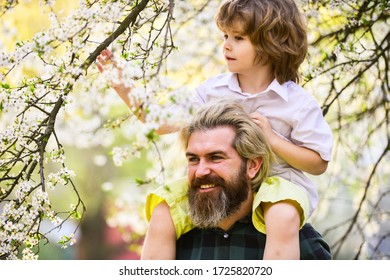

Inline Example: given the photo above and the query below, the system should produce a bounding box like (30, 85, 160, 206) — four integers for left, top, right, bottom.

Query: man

(175, 100, 331, 260)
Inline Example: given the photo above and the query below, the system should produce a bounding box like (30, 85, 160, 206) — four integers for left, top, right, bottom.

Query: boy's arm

(97, 50, 133, 108)
(251, 112, 328, 175)
(262, 200, 301, 259)
(96, 49, 178, 135)
(269, 135, 328, 175)
(141, 202, 177, 259)
(97, 49, 145, 118)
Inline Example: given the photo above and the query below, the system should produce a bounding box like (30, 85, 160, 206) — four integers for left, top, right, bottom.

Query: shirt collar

(212, 213, 252, 233)
(266, 79, 289, 102)
(212, 73, 289, 102)
(212, 73, 242, 92)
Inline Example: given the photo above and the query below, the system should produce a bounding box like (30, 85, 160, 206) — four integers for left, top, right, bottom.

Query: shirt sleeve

(291, 99, 333, 161)
(193, 85, 207, 106)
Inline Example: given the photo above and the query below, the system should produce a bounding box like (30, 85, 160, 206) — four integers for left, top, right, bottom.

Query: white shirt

(192, 73, 333, 216)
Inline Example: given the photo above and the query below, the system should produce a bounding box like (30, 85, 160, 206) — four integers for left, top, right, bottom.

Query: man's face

(185, 126, 251, 228)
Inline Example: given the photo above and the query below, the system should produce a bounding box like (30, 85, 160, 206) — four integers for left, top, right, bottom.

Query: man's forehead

(186, 127, 236, 154)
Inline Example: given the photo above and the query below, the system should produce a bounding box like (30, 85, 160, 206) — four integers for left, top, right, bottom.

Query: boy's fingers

(101, 49, 113, 60)
(97, 54, 114, 68)
(101, 48, 111, 56)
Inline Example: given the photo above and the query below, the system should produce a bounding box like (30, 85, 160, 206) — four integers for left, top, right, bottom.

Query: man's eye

(187, 157, 199, 163)
(211, 156, 223, 161)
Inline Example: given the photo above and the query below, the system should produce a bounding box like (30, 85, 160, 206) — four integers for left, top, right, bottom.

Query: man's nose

(195, 160, 211, 178)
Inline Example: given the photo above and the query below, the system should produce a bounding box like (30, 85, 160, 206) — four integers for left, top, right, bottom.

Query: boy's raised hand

(96, 49, 126, 88)
(96, 49, 134, 108)
(96, 49, 115, 73)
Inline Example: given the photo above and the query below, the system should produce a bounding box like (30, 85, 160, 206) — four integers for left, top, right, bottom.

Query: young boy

(97, 0, 333, 259)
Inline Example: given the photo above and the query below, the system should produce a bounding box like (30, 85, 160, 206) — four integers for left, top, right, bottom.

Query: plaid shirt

(176, 215, 332, 260)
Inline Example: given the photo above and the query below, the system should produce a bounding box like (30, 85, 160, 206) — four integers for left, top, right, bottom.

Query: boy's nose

(223, 40, 232, 51)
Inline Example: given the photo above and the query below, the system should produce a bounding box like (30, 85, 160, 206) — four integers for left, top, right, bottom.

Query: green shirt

(176, 215, 331, 260)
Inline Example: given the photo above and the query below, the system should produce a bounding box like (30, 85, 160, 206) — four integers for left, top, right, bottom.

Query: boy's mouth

(225, 55, 236, 61)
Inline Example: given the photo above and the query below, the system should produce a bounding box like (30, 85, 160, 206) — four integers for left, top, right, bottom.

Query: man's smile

(200, 184, 216, 189)
(199, 184, 221, 193)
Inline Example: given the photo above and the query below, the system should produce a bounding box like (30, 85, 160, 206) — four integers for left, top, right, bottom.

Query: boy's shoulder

(285, 80, 305, 93)
(285, 81, 317, 101)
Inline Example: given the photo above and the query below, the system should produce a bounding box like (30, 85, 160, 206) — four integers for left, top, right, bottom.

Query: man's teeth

(200, 184, 215, 189)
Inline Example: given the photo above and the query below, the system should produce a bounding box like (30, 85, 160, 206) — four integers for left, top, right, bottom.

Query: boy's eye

(235, 36, 243, 40)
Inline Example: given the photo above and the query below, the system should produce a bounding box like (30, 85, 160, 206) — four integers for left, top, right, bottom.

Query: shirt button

(223, 233, 229, 238)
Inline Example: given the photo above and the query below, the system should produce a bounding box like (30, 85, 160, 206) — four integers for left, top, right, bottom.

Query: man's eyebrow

(208, 151, 227, 156)
(185, 152, 197, 157)
(185, 151, 227, 157)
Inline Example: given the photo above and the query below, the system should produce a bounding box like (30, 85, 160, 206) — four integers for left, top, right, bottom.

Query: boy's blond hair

(215, 0, 308, 84)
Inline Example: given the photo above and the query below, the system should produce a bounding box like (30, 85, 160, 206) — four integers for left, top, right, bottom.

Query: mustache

(190, 175, 225, 188)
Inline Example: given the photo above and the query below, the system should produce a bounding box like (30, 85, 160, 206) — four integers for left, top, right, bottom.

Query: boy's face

(221, 21, 261, 75)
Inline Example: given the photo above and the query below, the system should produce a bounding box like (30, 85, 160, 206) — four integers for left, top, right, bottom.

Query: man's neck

(217, 191, 254, 231)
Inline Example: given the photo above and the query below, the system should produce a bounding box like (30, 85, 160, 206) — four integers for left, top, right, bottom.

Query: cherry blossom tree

(0, 0, 389, 259)
(302, 0, 389, 259)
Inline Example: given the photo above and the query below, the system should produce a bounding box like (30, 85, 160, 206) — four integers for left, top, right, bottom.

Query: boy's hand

(96, 49, 128, 90)
(96, 49, 115, 73)
(250, 112, 281, 148)
(250, 112, 273, 137)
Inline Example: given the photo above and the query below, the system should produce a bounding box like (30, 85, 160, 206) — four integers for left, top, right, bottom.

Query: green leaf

(73, 211, 82, 220)
(146, 129, 159, 141)
(134, 178, 145, 185)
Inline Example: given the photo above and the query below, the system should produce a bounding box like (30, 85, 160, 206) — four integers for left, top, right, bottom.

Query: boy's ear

(246, 157, 263, 179)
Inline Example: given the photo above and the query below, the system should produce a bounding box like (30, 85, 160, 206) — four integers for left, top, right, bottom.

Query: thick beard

(188, 163, 249, 229)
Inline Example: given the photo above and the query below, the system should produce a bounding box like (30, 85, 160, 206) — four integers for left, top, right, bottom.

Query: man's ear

(246, 157, 263, 180)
